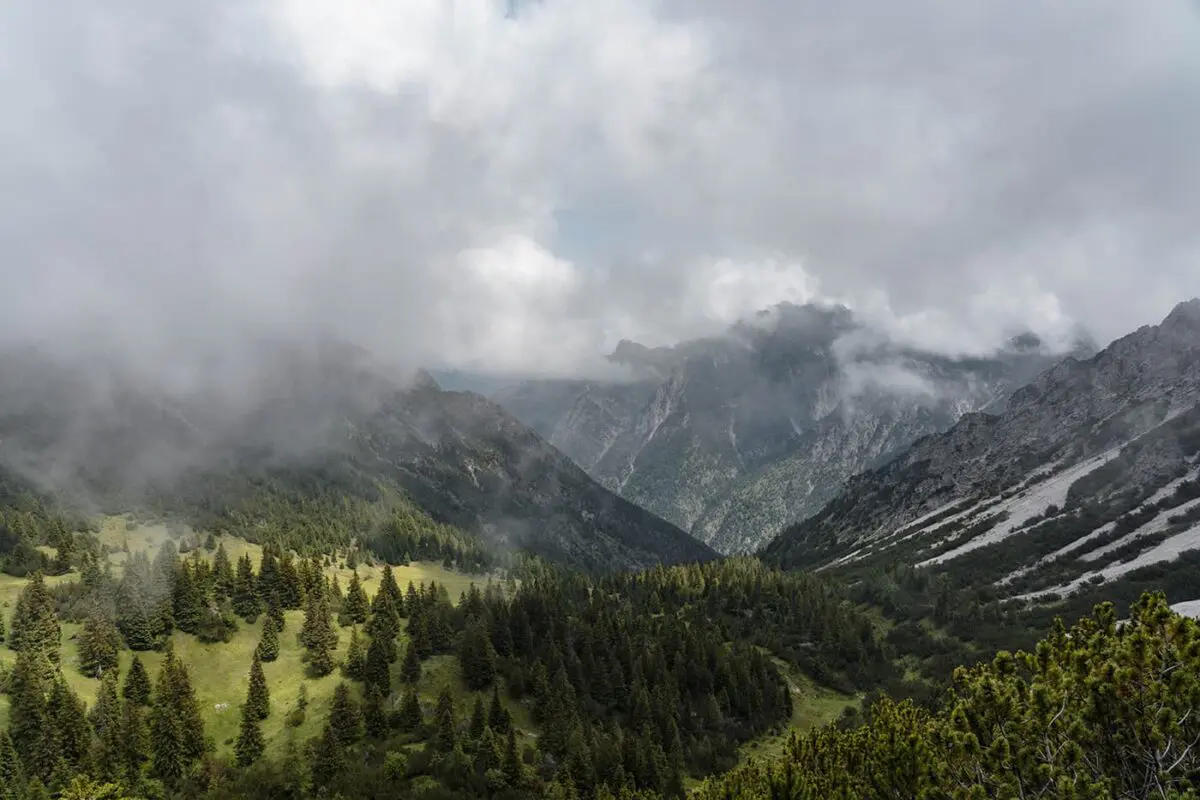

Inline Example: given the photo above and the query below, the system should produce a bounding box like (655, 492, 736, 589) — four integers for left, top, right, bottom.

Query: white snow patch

(1080, 498, 1200, 562)
(891, 499, 970, 538)
(920, 448, 1123, 567)
(1172, 600, 1200, 619)
(1022, 522, 1200, 600)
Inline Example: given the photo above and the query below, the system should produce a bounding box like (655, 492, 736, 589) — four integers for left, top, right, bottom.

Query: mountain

(0, 341, 713, 572)
(763, 299, 1200, 601)
(490, 302, 1085, 553)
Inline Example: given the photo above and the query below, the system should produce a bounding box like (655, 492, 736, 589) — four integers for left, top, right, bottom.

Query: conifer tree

(8, 648, 52, 778)
(232, 555, 260, 621)
(278, 554, 302, 609)
(309, 724, 345, 789)
(0, 730, 23, 795)
(46, 676, 90, 771)
(364, 684, 388, 740)
(118, 698, 149, 784)
(247, 654, 270, 720)
(468, 695, 487, 741)
(328, 681, 363, 748)
(89, 672, 123, 782)
(78, 605, 121, 678)
(339, 571, 369, 627)
(255, 613, 281, 663)
(123, 655, 152, 706)
(300, 591, 338, 677)
(400, 641, 422, 685)
(398, 687, 423, 732)
(434, 686, 456, 752)
(408, 612, 433, 659)
(8, 572, 61, 661)
(343, 626, 367, 682)
(476, 726, 501, 775)
(171, 559, 204, 635)
(234, 702, 265, 768)
(459, 616, 497, 690)
(378, 564, 403, 616)
(502, 728, 524, 789)
(367, 591, 400, 660)
(212, 542, 234, 600)
(488, 685, 512, 734)
(150, 651, 206, 782)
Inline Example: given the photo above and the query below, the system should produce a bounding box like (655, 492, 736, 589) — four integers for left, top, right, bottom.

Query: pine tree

(300, 591, 338, 677)
(234, 702, 265, 767)
(339, 571, 369, 627)
(434, 686, 456, 751)
(502, 727, 524, 788)
(46, 676, 90, 770)
(232, 555, 260, 621)
(150, 651, 207, 782)
(364, 684, 388, 740)
(378, 564, 403, 616)
(468, 695, 487, 741)
(309, 724, 345, 789)
(367, 591, 400, 661)
(488, 684, 512, 734)
(246, 654, 270, 720)
(0, 730, 23, 794)
(118, 698, 149, 784)
(8, 572, 61, 661)
(401, 641, 422, 685)
(255, 614, 280, 663)
(328, 682, 363, 747)
(398, 687, 423, 732)
(89, 672, 123, 782)
(278, 554, 302, 609)
(8, 648, 52, 778)
(408, 612, 433, 659)
(266, 588, 285, 631)
(123, 655, 152, 706)
(171, 560, 204, 635)
(459, 616, 497, 690)
(343, 626, 367, 681)
(212, 542, 234, 600)
(78, 605, 121, 679)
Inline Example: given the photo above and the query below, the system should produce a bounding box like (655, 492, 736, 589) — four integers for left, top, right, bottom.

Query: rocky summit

(490, 302, 1087, 553)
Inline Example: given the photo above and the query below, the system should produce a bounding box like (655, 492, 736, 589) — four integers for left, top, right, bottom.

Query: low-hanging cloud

(0, 0, 1198, 383)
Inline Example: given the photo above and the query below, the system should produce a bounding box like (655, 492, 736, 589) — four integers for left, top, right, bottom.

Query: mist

(1, 0, 1198, 388)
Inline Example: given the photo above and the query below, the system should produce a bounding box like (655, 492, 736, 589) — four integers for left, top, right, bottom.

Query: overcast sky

(1, 0, 1197, 379)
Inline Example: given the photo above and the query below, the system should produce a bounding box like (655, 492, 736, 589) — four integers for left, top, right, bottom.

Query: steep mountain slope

(0, 342, 713, 572)
(763, 300, 1200, 598)
(492, 303, 1081, 553)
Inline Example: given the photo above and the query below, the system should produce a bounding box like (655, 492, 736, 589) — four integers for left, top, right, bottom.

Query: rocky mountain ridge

(491, 302, 1086, 553)
(763, 300, 1200, 602)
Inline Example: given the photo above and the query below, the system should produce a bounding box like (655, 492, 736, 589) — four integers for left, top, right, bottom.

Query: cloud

(0, 0, 1197, 382)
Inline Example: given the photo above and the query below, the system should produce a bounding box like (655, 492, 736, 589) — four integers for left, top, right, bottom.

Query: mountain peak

(1162, 298, 1200, 330)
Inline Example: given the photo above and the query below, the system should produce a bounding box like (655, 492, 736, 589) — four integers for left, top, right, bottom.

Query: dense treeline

(691, 593, 1200, 800)
(2, 546, 883, 798)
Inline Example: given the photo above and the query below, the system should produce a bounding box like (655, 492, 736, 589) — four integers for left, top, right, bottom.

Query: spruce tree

(468, 695, 487, 741)
(247, 654, 270, 720)
(46, 676, 90, 771)
(232, 555, 260, 621)
(150, 651, 207, 781)
(78, 605, 121, 678)
(408, 612, 433, 659)
(89, 672, 123, 782)
(502, 727, 523, 788)
(364, 684, 388, 740)
(365, 634, 392, 695)
(255, 614, 280, 663)
(398, 687, 423, 732)
(212, 542, 234, 600)
(0, 730, 23, 794)
(234, 703, 265, 767)
(378, 564, 403, 615)
(400, 641, 422, 685)
(8, 648, 52, 778)
(300, 591, 338, 677)
(343, 626, 366, 682)
(433, 686, 456, 752)
(118, 699, 149, 785)
(123, 655, 152, 706)
(328, 682, 363, 748)
(459, 616, 497, 690)
(367, 591, 400, 661)
(309, 724, 345, 789)
(339, 571, 369, 627)
(171, 560, 204, 635)
(8, 572, 61, 661)
(489, 684, 512, 734)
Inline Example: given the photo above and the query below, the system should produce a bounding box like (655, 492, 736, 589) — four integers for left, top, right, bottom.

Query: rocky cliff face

(763, 300, 1200, 600)
(491, 303, 1080, 553)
